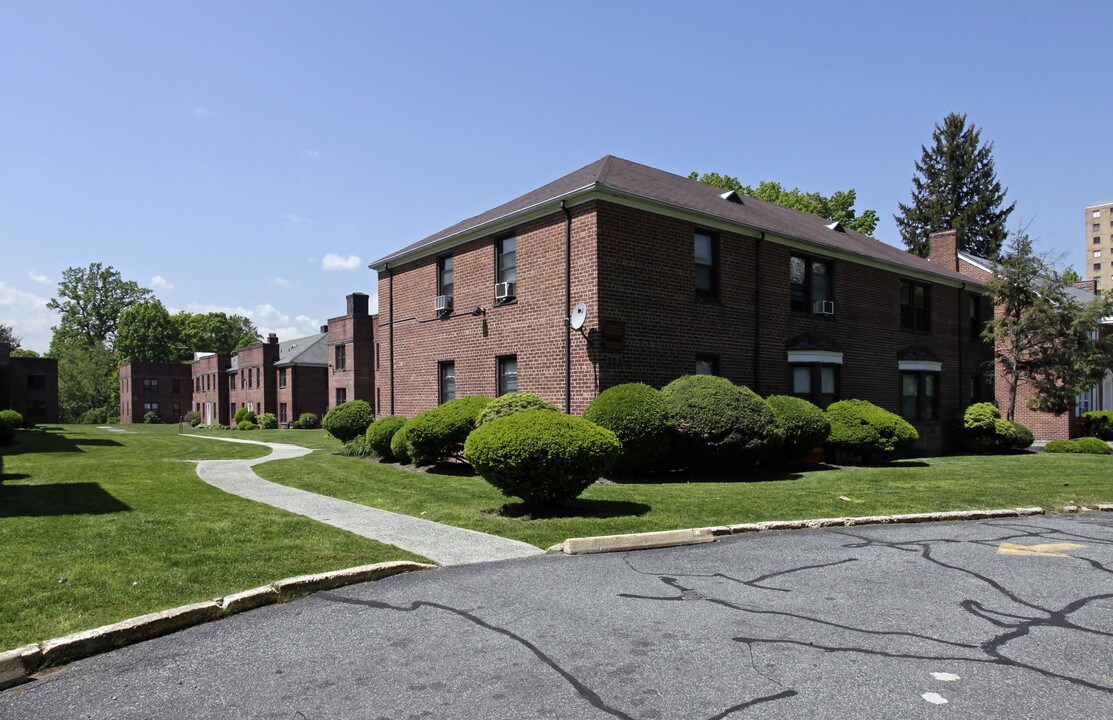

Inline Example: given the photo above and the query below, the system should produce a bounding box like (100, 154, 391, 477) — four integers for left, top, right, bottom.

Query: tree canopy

(689, 171, 880, 236)
(985, 233, 1113, 420)
(895, 113, 1015, 259)
(186, 312, 260, 355)
(47, 263, 153, 347)
(0, 323, 20, 349)
(114, 300, 193, 364)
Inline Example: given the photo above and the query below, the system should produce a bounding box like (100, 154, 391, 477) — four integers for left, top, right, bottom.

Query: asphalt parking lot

(3, 513, 1112, 719)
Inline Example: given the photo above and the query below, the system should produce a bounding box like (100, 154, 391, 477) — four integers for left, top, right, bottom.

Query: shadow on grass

(0, 431, 123, 456)
(0, 483, 132, 517)
(493, 498, 652, 520)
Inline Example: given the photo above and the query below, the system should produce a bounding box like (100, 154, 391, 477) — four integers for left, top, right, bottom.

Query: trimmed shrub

(256, 412, 278, 429)
(237, 420, 258, 431)
(0, 416, 12, 445)
(406, 396, 491, 466)
(583, 383, 671, 474)
(292, 412, 318, 429)
(659, 375, 784, 468)
(390, 422, 413, 464)
(957, 403, 1017, 453)
(183, 410, 201, 427)
(765, 395, 830, 464)
(1048, 437, 1111, 454)
(323, 400, 374, 442)
(826, 399, 919, 464)
(0, 410, 25, 429)
(233, 407, 250, 424)
(1080, 410, 1113, 440)
(1012, 423, 1034, 450)
(476, 393, 558, 426)
(337, 436, 375, 457)
(143, 411, 162, 424)
(464, 411, 620, 506)
(367, 415, 407, 461)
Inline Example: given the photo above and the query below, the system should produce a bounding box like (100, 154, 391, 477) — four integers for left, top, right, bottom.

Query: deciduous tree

(47, 263, 152, 347)
(114, 299, 192, 363)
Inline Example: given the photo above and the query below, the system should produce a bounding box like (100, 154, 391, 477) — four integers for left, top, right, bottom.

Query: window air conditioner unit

(812, 300, 835, 316)
(494, 281, 516, 300)
(435, 295, 453, 312)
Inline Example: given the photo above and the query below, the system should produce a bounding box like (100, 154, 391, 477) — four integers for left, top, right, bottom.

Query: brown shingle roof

(371, 155, 979, 286)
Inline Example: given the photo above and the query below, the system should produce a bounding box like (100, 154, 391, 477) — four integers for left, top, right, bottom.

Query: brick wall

(328, 293, 375, 411)
(228, 339, 279, 419)
(119, 361, 191, 423)
(276, 365, 328, 425)
(191, 354, 231, 425)
(3, 348, 59, 423)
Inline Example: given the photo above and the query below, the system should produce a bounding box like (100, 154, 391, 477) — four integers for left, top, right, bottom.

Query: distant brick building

(274, 331, 328, 426)
(327, 292, 375, 411)
(227, 335, 281, 419)
(192, 353, 232, 425)
(119, 361, 192, 423)
(0, 343, 59, 423)
(371, 156, 992, 454)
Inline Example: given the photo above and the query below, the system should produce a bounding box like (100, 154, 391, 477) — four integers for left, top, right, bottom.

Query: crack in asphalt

(314, 591, 796, 719)
(620, 555, 859, 593)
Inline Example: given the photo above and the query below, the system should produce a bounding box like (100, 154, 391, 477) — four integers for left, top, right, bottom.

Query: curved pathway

(187, 435, 545, 566)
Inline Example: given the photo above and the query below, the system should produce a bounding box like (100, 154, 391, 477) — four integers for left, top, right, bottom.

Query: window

(240, 371, 245, 389)
(900, 371, 939, 421)
(437, 255, 454, 303)
(439, 361, 456, 403)
(1095, 250, 1102, 258)
(247, 369, 253, 389)
(792, 364, 839, 409)
(335, 387, 347, 406)
(230, 376, 236, 392)
(279, 403, 288, 424)
(255, 367, 260, 387)
(1095, 237, 1102, 245)
(496, 235, 516, 301)
(172, 402, 181, 418)
(790, 255, 833, 313)
(1093, 210, 1102, 218)
(1094, 223, 1101, 232)
(335, 344, 347, 371)
(900, 279, 931, 332)
(194, 377, 200, 392)
(1096, 263, 1102, 272)
(143, 378, 160, 393)
(694, 231, 717, 297)
(27, 374, 46, 390)
(278, 368, 287, 388)
(27, 400, 47, 417)
(172, 379, 181, 394)
(694, 354, 719, 375)
(230, 402, 236, 417)
(497, 355, 518, 395)
(968, 296, 983, 341)
(376, 343, 381, 370)
(143, 402, 160, 415)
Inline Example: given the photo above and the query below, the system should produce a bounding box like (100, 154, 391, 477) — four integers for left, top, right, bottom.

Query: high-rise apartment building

(1086, 201, 1113, 290)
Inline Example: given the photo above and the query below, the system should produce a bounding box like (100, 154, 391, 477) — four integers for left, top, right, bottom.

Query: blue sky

(2, 1, 1110, 352)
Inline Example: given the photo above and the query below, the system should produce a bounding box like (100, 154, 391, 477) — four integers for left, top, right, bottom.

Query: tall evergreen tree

(895, 113, 1015, 259)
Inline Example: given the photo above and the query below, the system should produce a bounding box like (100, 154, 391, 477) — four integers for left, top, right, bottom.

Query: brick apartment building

(274, 331, 328, 426)
(1086, 201, 1113, 291)
(0, 342, 59, 423)
(370, 156, 993, 453)
(192, 353, 232, 425)
(119, 361, 192, 423)
(228, 334, 281, 419)
(326, 292, 375, 410)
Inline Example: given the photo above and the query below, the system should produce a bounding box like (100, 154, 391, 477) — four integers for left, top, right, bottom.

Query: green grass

(0, 425, 425, 650)
(184, 424, 344, 451)
(254, 451, 1113, 550)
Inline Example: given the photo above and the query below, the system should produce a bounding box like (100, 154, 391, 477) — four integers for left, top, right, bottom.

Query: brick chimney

(320, 324, 329, 334)
(347, 292, 369, 317)
(927, 230, 958, 272)
(267, 333, 278, 345)
(1073, 279, 1098, 294)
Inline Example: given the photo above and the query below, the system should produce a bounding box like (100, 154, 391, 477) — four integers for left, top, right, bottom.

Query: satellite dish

(570, 302, 588, 331)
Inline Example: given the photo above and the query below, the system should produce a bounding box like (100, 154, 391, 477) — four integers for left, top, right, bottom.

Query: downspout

(561, 200, 572, 414)
(754, 232, 765, 391)
(387, 263, 395, 416)
(958, 283, 965, 411)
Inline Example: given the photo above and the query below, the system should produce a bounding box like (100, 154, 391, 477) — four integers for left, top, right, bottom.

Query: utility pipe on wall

(561, 200, 572, 414)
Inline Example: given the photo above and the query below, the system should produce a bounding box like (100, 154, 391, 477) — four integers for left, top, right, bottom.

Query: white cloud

(193, 107, 212, 119)
(0, 282, 59, 353)
(27, 270, 52, 286)
(321, 253, 363, 271)
(283, 213, 314, 229)
(271, 277, 290, 287)
(182, 302, 322, 341)
(150, 275, 174, 291)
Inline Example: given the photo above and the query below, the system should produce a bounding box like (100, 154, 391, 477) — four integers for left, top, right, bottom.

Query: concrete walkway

(186, 435, 545, 566)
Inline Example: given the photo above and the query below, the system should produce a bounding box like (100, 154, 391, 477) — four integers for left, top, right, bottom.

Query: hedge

(405, 396, 491, 466)
(582, 383, 671, 474)
(390, 422, 413, 464)
(659, 375, 784, 468)
(957, 403, 1017, 453)
(464, 411, 620, 506)
(1045, 437, 1111, 455)
(322, 400, 374, 443)
(1080, 410, 1113, 440)
(826, 399, 918, 464)
(234, 407, 256, 425)
(765, 395, 830, 464)
(475, 393, 558, 426)
(236, 421, 258, 431)
(366, 415, 407, 461)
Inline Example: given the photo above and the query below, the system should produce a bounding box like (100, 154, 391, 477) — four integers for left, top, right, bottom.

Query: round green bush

(292, 412, 318, 429)
(233, 407, 250, 424)
(957, 403, 1018, 453)
(390, 421, 413, 464)
(367, 415, 407, 461)
(659, 375, 784, 468)
(476, 393, 558, 426)
(583, 383, 671, 474)
(1012, 422, 1034, 450)
(143, 411, 162, 424)
(826, 399, 919, 464)
(0, 417, 13, 446)
(237, 420, 258, 431)
(464, 411, 620, 506)
(1075, 437, 1111, 454)
(1045, 439, 1076, 454)
(765, 395, 831, 464)
(0, 410, 25, 429)
(322, 400, 374, 443)
(183, 409, 201, 426)
(406, 396, 491, 466)
(256, 412, 278, 430)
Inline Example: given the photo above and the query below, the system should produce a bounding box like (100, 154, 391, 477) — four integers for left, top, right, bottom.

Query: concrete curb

(562, 528, 716, 555)
(2, 560, 433, 690)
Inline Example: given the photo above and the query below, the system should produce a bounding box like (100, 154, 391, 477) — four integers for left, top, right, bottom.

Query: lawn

(253, 446, 1113, 550)
(0, 425, 425, 651)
